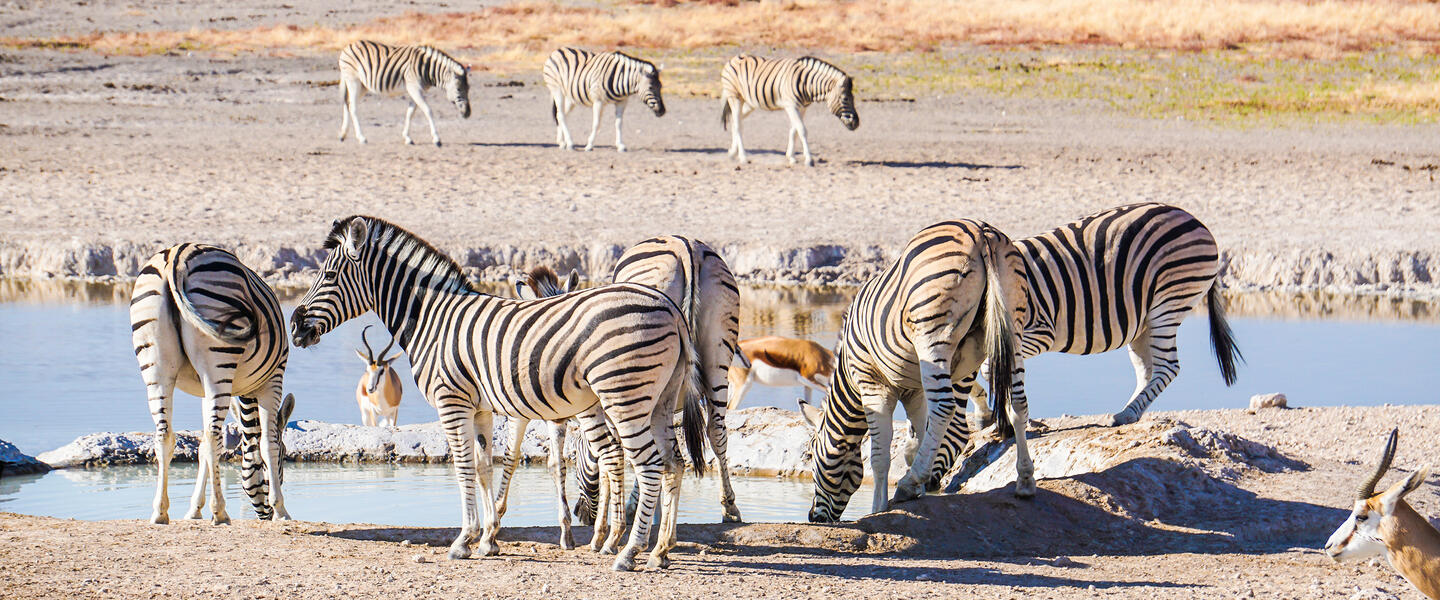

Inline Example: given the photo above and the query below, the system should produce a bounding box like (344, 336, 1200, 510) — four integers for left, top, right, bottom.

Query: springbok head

(355, 325, 400, 394)
(1325, 428, 1434, 562)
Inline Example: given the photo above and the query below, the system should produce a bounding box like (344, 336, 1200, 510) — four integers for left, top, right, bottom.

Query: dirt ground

(1, 41, 1438, 289)
(4, 405, 1439, 599)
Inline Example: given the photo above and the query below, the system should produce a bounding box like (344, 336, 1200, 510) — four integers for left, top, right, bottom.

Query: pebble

(412, 554, 428, 564)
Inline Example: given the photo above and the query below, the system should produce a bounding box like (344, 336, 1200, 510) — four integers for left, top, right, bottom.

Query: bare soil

(4, 405, 1439, 599)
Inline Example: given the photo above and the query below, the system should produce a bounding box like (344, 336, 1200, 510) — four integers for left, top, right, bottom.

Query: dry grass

(7, 0, 1440, 58)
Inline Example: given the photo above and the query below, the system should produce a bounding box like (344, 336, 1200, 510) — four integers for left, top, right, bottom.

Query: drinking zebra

(337, 40, 471, 146)
(130, 243, 294, 524)
(289, 216, 706, 571)
(543, 47, 666, 152)
(500, 236, 745, 535)
(966, 202, 1243, 431)
(720, 54, 859, 166)
(808, 221, 1031, 523)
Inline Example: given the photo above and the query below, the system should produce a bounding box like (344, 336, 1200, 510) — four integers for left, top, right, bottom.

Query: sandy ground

(0, 44, 1438, 290)
(4, 405, 1440, 599)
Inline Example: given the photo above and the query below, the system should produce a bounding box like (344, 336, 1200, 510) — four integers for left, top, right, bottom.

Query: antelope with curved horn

(355, 325, 404, 427)
(728, 336, 833, 412)
(1325, 428, 1440, 599)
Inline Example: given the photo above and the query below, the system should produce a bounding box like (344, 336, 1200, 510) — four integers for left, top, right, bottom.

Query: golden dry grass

(7, 0, 1440, 58)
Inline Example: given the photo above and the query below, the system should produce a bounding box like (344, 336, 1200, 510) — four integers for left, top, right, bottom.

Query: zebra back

(543, 47, 665, 114)
(1015, 202, 1222, 358)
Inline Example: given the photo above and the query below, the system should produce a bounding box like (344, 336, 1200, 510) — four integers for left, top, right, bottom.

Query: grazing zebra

(289, 216, 707, 571)
(337, 40, 471, 146)
(964, 202, 1243, 433)
(130, 243, 294, 524)
(808, 220, 1031, 523)
(503, 236, 745, 533)
(543, 47, 666, 152)
(720, 54, 859, 166)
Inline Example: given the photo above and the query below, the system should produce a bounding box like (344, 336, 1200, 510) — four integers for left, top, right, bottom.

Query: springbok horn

(360, 324, 376, 362)
(1358, 428, 1400, 499)
(377, 327, 397, 362)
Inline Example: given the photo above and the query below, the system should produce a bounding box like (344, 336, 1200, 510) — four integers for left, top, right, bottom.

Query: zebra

(502, 237, 746, 532)
(130, 243, 294, 525)
(964, 202, 1243, 432)
(288, 216, 707, 571)
(720, 54, 859, 166)
(543, 47, 666, 152)
(808, 220, 1032, 523)
(337, 40, 471, 147)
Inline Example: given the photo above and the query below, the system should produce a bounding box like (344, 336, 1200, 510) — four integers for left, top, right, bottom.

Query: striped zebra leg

(927, 378, 974, 491)
(493, 416, 528, 520)
(546, 419, 575, 550)
(404, 81, 442, 147)
(1112, 324, 1182, 426)
(144, 380, 177, 525)
(611, 420, 669, 571)
(192, 388, 233, 525)
(233, 395, 273, 520)
(863, 393, 898, 514)
(440, 403, 487, 560)
(584, 101, 604, 151)
(342, 77, 367, 144)
(892, 341, 963, 505)
(257, 382, 291, 520)
(552, 92, 576, 150)
(782, 104, 813, 166)
(1006, 363, 1036, 497)
(613, 99, 629, 153)
(726, 98, 749, 163)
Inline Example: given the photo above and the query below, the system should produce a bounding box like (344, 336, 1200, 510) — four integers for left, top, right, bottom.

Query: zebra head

(291, 217, 378, 349)
(829, 75, 859, 131)
(806, 355, 865, 523)
(642, 64, 665, 117)
(448, 66, 472, 119)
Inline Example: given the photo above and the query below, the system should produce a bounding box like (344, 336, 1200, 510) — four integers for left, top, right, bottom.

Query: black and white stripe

(808, 220, 1031, 523)
(289, 216, 706, 571)
(543, 47, 665, 152)
(337, 40, 471, 146)
(998, 202, 1241, 426)
(720, 54, 859, 166)
(130, 243, 293, 524)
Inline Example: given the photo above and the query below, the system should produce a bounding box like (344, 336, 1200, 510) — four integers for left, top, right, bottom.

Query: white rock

(1249, 393, 1288, 410)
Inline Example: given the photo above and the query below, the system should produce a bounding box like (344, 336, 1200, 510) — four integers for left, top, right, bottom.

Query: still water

(1, 279, 1438, 526)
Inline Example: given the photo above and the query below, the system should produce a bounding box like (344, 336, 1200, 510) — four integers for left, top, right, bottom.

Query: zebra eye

(321, 270, 337, 283)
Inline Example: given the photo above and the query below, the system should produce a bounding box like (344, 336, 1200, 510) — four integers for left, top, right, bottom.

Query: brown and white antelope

(1326, 428, 1440, 599)
(354, 325, 403, 427)
(727, 336, 834, 411)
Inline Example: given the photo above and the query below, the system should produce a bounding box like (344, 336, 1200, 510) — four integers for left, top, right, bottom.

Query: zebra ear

(343, 218, 369, 260)
(564, 269, 580, 293)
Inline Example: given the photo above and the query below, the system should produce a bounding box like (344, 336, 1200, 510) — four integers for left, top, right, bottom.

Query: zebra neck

(364, 247, 482, 354)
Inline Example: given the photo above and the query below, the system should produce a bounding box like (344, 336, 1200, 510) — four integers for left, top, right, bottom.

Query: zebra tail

(680, 324, 708, 478)
(1206, 283, 1243, 386)
(979, 239, 1016, 439)
(165, 257, 256, 344)
(721, 101, 731, 131)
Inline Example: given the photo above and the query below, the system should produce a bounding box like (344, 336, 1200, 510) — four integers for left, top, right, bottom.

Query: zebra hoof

(184, 507, 203, 520)
(646, 554, 670, 570)
(583, 145, 594, 152)
(405, 138, 415, 145)
(1014, 477, 1037, 499)
(150, 512, 169, 525)
(891, 481, 923, 505)
(616, 145, 627, 153)
(1110, 412, 1140, 426)
(211, 513, 231, 526)
(611, 553, 637, 572)
(804, 159, 815, 167)
(434, 140, 443, 148)
(559, 532, 576, 551)
(447, 544, 472, 560)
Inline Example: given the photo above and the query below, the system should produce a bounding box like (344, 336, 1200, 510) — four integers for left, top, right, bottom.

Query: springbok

(727, 336, 834, 411)
(354, 325, 403, 427)
(1326, 428, 1440, 599)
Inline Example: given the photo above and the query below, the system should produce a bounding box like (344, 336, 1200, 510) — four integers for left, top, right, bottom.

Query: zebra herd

(130, 202, 1241, 571)
(335, 40, 859, 163)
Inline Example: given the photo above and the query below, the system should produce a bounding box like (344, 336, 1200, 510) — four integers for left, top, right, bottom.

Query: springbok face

(354, 325, 400, 394)
(829, 76, 859, 131)
(291, 218, 375, 349)
(1325, 429, 1432, 561)
(448, 67, 472, 119)
(642, 65, 665, 117)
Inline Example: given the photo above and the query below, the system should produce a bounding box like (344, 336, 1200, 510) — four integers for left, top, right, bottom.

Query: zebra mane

(419, 45, 467, 75)
(324, 215, 478, 293)
(614, 51, 657, 74)
(798, 56, 847, 83)
(524, 265, 566, 297)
